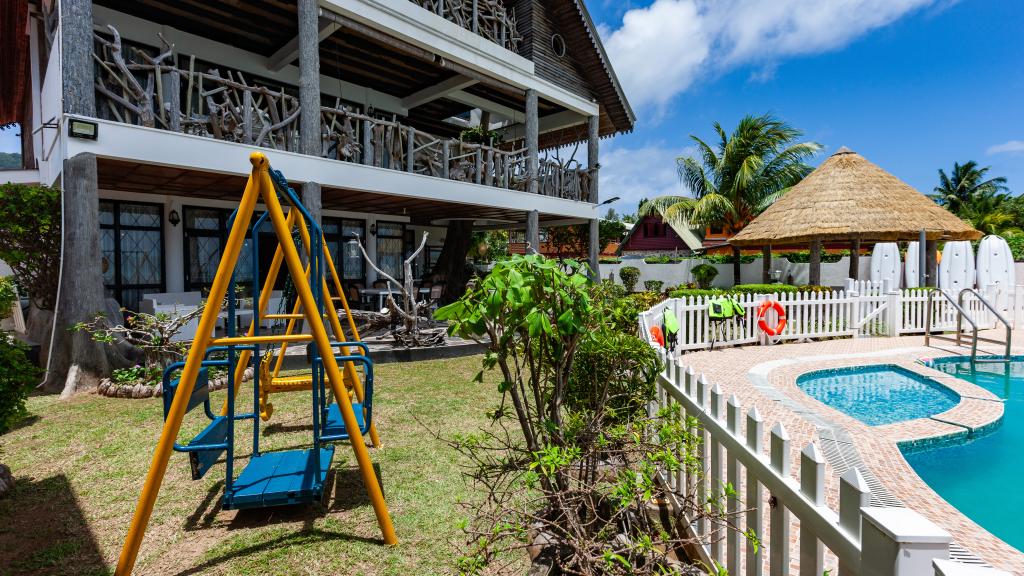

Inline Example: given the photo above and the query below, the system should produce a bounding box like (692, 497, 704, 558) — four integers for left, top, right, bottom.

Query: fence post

(839, 469, 871, 576)
(859, 507, 951, 576)
(745, 407, 764, 576)
(886, 286, 903, 337)
(799, 443, 825, 576)
(769, 423, 790, 576)
(696, 374, 709, 539)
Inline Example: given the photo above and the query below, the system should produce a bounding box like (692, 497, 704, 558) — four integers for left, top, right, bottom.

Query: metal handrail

(925, 288, 979, 358)
(958, 288, 1012, 358)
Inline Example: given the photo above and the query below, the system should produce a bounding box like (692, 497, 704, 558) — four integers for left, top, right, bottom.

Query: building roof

(617, 214, 703, 254)
(549, 0, 635, 137)
(729, 147, 981, 247)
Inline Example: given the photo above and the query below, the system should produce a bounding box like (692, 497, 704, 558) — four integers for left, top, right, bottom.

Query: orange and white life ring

(649, 325, 665, 346)
(756, 300, 787, 336)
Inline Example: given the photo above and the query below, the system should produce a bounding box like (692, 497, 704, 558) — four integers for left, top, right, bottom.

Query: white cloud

(602, 0, 944, 113)
(598, 142, 696, 213)
(987, 140, 1024, 155)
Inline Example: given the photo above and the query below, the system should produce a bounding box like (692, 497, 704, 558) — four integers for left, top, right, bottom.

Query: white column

(860, 507, 951, 576)
(164, 198, 184, 293)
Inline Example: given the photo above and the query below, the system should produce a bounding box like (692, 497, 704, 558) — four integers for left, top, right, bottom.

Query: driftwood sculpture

(351, 232, 446, 347)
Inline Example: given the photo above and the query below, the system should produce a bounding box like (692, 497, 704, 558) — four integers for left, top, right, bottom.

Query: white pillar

(164, 198, 184, 293)
(860, 507, 951, 576)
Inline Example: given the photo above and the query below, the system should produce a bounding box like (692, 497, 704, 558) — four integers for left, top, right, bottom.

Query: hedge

(669, 284, 831, 299)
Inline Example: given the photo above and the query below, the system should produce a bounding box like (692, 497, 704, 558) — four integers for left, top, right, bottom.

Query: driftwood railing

(410, 0, 521, 52)
(93, 28, 589, 201)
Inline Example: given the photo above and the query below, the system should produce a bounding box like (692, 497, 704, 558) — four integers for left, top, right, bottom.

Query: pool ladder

(925, 288, 1012, 362)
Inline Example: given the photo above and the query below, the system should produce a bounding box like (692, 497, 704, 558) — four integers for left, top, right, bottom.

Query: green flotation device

(663, 308, 679, 335)
(708, 296, 746, 321)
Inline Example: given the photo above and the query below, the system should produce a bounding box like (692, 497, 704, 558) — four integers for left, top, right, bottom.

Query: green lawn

(0, 355, 505, 576)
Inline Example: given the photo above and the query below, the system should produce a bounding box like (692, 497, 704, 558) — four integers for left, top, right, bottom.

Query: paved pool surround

(675, 334, 1019, 573)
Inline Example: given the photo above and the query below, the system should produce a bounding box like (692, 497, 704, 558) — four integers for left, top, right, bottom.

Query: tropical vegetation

(932, 161, 1019, 237)
(640, 113, 821, 284)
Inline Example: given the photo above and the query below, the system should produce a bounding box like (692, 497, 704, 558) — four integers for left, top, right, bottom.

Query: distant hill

(0, 153, 22, 170)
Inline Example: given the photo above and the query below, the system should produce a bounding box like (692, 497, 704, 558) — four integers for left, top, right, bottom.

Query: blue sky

(589, 0, 1024, 216)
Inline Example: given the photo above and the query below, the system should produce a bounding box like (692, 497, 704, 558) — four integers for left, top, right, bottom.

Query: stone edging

(96, 367, 254, 399)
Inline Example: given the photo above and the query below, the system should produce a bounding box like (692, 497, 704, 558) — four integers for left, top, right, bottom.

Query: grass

(0, 355, 509, 576)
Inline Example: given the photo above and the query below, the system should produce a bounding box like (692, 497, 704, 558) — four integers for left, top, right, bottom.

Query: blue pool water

(902, 357, 1024, 552)
(796, 365, 959, 426)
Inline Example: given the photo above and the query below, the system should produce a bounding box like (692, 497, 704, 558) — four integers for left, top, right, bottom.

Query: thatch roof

(729, 147, 981, 247)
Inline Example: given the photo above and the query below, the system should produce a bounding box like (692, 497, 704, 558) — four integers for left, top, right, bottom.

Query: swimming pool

(796, 365, 960, 426)
(902, 357, 1023, 552)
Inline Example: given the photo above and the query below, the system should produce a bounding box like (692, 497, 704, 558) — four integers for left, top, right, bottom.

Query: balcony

(91, 29, 590, 202)
(408, 0, 521, 53)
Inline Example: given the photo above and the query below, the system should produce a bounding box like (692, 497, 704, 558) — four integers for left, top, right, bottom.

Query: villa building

(3, 0, 633, 311)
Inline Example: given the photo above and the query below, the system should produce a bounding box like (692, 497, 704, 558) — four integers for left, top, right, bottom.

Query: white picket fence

(639, 282, 1023, 352)
(651, 352, 1005, 576)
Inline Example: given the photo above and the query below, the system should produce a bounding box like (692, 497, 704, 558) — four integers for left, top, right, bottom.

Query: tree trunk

(809, 239, 822, 286)
(41, 153, 130, 394)
(761, 245, 771, 283)
(848, 238, 861, 281)
(430, 220, 475, 304)
(732, 245, 742, 286)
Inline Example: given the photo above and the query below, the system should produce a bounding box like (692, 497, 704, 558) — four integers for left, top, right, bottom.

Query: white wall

(602, 256, 871, 290)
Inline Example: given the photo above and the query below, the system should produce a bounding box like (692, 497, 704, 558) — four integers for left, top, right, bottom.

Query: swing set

(114, 153, 396, 575)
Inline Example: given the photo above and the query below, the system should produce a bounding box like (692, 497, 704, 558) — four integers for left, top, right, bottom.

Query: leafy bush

(618, 266, 641, 292)
(0, 183, 61, 310)
(780, 250, 846, 264)
(731, 283, 799, 294)
(701, 253, 758, 264)
(112, 364, 163, 387)
(603, 289, 666, 335)
(643, 280, 664, 292)
(599, 257, 622, 264)
(567, 330, 660, 422)
(1007, 235, 1024, 261)
(436, 254, 739, 574)
(0, 277, 17, 320)
(0, 332, 38, 433)
(690, 263, 719, 289)
(643, 255, 686, 264)
(669, 287, 726, 298)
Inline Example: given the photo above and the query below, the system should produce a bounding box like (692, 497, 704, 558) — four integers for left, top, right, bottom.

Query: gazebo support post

(762, 245, 771, 283)
(809, 239, 822, 286)
(925, 239, 938, 287)
(848, 237, 860, 281)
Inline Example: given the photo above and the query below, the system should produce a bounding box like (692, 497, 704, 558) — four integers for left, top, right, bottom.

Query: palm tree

(931, 161, 1009, 215)
(957, 191, 1022, 237)
(640, 113, 821, 284)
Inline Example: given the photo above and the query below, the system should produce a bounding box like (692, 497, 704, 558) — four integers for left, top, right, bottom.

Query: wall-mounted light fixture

(68, 118, 98, 140)
(369, 223, 377, 236)
(168, 209, 181, 227)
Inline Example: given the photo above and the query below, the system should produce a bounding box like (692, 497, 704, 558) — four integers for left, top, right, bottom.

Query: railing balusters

(799, 444, 825, 576)
(726, 394, 742, 576)
(710, 384, 724, 564)
(769, 423, 790, 576)
(745, 407, 764, 576)
(406, 126, 415, 172)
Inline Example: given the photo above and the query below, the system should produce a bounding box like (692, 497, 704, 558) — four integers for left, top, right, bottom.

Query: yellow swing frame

(114, 153, 396, 575)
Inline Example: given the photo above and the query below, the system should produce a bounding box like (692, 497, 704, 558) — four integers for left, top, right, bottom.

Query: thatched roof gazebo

(729, 147, 981, 286)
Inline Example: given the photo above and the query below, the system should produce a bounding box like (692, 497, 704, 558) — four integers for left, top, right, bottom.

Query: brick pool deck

(675, 332, 1024, 573)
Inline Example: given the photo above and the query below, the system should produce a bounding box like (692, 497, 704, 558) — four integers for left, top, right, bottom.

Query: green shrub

(731, 283, 799, 294)
(702, 253, 758, 264)
(643, 255, 686, 264)
(669, 287, 726, 298)
(644, 280, 664, 292)
(0, 277, 16, 320)
(619, 266, 641, 292)
(0, 332, 38, 433)
(780, 250, 847, 264)
(599, 256, 622, 264)
(691, 263, 719, 289)
(0, 183, 61, 310)
(1007, 235, 1024, 262)
(567, 330, 660, 422)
